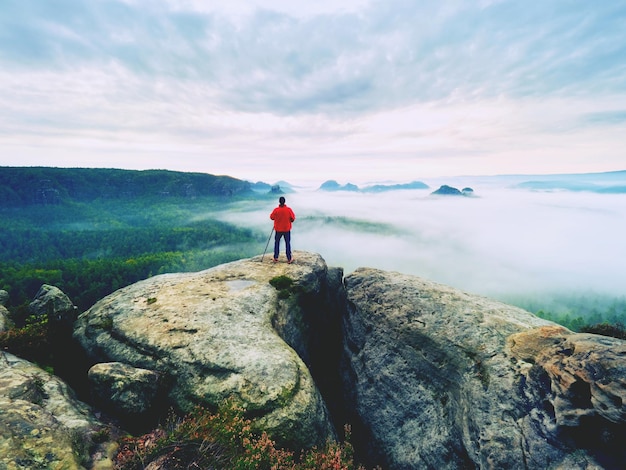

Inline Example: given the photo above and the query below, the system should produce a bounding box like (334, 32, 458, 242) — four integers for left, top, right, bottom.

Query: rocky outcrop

(0, 351, 116, 470)
(0, 289, 9, 305)
(29, 284, 78, 326)
(507, 327, 626, 468)
(431, 184, 464, 195)
(0, 289, 9, 332)
(430, 184, 475, 196)
(88, 362, 163, 417)
(73, 251, 338, 449)
(341, 268, 625, 469)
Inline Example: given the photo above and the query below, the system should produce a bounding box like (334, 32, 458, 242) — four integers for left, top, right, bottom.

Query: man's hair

(279, 196, 286, 205)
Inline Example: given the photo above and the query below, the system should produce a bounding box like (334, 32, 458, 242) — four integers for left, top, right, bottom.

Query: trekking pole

(261, 227, 274, 262)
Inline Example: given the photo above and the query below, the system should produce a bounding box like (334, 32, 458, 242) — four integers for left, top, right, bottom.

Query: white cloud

(0, 0, 625, 182)
(157, 0, 373, 18)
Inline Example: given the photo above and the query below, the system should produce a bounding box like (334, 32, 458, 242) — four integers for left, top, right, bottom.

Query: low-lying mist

(214, 184, 626, 310)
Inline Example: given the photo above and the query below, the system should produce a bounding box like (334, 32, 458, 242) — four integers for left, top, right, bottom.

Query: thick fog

(215, 183, 626, 302)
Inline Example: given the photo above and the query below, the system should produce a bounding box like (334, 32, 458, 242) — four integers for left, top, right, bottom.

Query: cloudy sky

(1, 0, 625, 185)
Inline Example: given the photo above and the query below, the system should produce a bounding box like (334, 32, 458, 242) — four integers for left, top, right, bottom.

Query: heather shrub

(115, 399, 366, 469)
(0, 315, 52, 369)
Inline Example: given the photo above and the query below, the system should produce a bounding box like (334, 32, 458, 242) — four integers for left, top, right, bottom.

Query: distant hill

(511, 170, 626, 193)
(0, 167, 254, 206)
(318, 180, 429, 192)
(273, 180, 296, 193)
(319, 180, 359, 192)
(249, 180, 296, 194)
(362, 181, 429, 192)
(431, 185, 475, 196)
(515, 181, 626, 193)
(249, 181, 273, 193)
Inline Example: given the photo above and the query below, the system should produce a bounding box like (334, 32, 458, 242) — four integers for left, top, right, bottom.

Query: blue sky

(1, 0, 625, 184)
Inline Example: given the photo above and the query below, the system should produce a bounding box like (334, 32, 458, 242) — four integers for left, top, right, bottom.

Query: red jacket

(270, 205, 295, 232)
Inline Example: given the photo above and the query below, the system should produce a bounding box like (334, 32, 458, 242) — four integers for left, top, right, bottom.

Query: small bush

(0, 316, 52, 366)
(269, 275, 294, 291)
(114, 399, 366, 469)
(270, 275, 296, 300)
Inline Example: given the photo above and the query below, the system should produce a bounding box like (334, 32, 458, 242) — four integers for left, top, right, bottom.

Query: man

(270, 196, 296, 263)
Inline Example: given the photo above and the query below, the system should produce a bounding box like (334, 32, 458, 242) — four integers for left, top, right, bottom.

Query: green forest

(0, 167, 271, 318)
(504, 292, 626, 338)
(0, 166, 253, 205)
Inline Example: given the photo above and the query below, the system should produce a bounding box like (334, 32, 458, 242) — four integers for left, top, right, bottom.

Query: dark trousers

(274, 231, 292, 260)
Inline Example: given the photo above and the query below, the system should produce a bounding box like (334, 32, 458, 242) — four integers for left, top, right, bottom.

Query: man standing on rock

(270, 196, 296, 263)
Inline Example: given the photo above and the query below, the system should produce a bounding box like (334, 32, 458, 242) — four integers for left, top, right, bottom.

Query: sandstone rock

(508, 327, 626, 468)
(88, 362, 163, 416)
(0, 304, 8, 333)
(29, 284, 78, 325)
(341, 267, 615, 469)
(506, 324, 570, 363)
(0, 351, 115, 470)
(63, 252, 626, 468)
(538, 333, 626, 426)
(0, 289, 9, 306)
(74, 251, 337, 449)
(0, 289, 9, 332)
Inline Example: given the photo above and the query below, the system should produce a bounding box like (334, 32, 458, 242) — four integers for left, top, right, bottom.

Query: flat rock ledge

(73, 251, 336, 449)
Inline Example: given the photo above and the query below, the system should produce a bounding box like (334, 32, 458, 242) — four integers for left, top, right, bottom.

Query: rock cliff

(1, 252, 625, 469)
